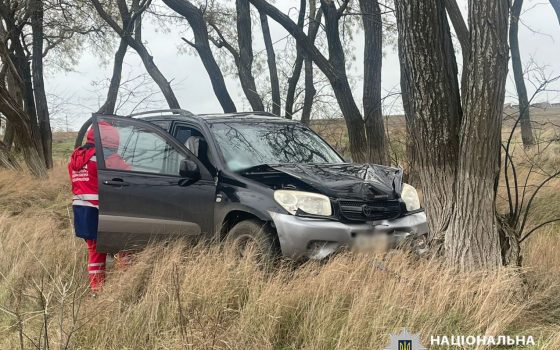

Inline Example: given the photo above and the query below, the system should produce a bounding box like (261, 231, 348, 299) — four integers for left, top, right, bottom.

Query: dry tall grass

(0, 136, 558, 349)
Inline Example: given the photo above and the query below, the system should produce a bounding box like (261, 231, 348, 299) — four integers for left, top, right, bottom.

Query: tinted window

(210, 122, 343, 171)
(98, 118, 185, 176)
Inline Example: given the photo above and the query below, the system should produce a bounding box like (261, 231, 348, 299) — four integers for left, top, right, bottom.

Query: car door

(92, 115, 216, 253)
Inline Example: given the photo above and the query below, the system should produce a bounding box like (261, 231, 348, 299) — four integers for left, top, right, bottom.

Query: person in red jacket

(69, 121, 130, 292)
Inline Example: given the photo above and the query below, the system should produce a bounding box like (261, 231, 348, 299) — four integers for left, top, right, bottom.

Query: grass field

(0, 112, 558, 349)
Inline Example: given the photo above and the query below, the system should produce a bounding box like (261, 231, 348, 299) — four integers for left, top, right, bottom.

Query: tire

(225, 219, 278, 262)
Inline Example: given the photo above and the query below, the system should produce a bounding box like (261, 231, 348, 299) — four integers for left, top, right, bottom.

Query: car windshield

(210, 121, 344, 171)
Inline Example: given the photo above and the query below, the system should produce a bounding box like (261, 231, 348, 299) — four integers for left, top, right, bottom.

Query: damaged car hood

(244, 163, 403, 200)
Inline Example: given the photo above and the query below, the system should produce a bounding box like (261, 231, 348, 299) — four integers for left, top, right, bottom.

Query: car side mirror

(344, 156, 353, 163)
(180, 159, 200, 179)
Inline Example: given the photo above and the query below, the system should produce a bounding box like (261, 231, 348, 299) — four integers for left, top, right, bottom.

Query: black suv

(79, 109, 428, 259)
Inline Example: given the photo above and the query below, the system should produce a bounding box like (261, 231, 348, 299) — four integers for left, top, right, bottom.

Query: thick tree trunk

(395, 0, 462, 245)
(92, 0, 181, 110)
(236, 0, 264, 111)
(163, 0, 237, 113)
(445, 0, 510, 270)
(301, 0, 317, 126)
(285, 0, 306, 119)
(510, 0, 534, 147)
(360, 0, 388, 165)
(0, 140, 21, 170)
(31, 0, 53, 168)
(550, 0, 560, 25)
(259, 10, 281, 115)
(4, 71, 21, 150)
(3, 121, 14, 150)
(0, 85, 47, 177)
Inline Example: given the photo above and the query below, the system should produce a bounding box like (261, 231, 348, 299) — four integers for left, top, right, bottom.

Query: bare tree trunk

(251, 0, 368, 162)
(4, 71, 21, 150)
(321, 0, 368, 162)
(259, 9, 281, 115)
(31, 0, 53, 168)
(301, 0, 317, 125)
(0, 140, 21, 170)
(510, 0, 534, 147)
(163, 0, 237, 113)
(360, 0, 388, 165)
(550, 0, 560, 25)
(0, 85, 47, 177)
(75, 37, 129, 149)
(99, 38, 128, 114)
(445, 0, 510, 270)
(92, 0, 181, 109)
(444, 0, 469, 93)
(301, 59, 315, 125)
(285, 0, 306, 119)
(236, 0, 264, 111)
(3, 121, 14, 150)
(395, 0, 462, 246)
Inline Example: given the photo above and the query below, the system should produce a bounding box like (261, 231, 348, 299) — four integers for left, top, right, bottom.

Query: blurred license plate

(354, 233, 390, 253)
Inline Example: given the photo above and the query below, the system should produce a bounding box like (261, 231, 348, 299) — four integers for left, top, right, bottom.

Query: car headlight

(401, 183, 421, 211)
(274, 190, 332, 216)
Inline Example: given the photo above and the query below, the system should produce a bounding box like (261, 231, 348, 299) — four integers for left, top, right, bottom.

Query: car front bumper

(269, 211, 429, 259)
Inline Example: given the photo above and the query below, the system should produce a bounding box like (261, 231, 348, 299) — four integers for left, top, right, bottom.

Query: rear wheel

(225, 219, 278, 262)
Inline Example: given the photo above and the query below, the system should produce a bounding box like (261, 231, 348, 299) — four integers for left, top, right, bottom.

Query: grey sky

(46, 0, 560, 130)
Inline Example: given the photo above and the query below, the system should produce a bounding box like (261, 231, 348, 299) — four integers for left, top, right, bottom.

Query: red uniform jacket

(68, 144, 132, 208)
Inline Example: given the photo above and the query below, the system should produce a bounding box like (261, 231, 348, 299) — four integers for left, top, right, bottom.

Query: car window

(174, 125, 216, 173)
(210, 122, 343, 171)
(98, 118, 185, 176)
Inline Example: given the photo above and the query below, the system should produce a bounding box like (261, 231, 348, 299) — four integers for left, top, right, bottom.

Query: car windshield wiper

(239, 163, 282, 174)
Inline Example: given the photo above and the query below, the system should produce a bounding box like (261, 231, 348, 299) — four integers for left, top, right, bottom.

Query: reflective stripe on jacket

(68, 143, 98, 208)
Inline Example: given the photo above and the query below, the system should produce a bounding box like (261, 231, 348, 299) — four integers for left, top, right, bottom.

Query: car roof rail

(128, 109, 195, 118)
(197, 111, 283, 118)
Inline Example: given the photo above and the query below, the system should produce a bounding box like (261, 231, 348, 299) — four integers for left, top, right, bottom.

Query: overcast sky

(45, 0, 560, 130)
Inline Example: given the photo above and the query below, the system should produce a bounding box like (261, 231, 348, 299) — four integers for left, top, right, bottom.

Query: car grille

(338, 200, 403, 222)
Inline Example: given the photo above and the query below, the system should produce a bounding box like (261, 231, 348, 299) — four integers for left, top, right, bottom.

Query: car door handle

(103, 178, 129, 187)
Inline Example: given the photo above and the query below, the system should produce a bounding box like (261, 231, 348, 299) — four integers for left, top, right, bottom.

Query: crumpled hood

(69, 146, 95, 171)
(268, 163, 403, 200)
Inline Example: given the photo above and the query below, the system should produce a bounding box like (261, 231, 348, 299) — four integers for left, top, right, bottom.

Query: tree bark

(301, 0, 317, 125)
(236, 0, 264, 111)
(445, 0, 510, 270)
(320, 0, 368, 162)
(510, 0, 534, 147)
(3, 121, 14, 150)
(92, 0, 181, 109)
(163, 0, 237, 113)
(0, 85, 47, 177)
(249, 0, 369, 162)
(0, 140, 21, 170)
(444, 0, 469, 95)
(550, 0, 560, 25)
(259, 10, 281, 115)
(98, 38, 128, 114)
(360, 0, 388, 165)
(395, 0, 462, 246)
(31, 0, 53, 168)
(285, 0, 306, 119)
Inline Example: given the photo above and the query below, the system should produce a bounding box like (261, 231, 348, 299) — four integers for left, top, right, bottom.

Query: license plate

(353, 233, 390, 253)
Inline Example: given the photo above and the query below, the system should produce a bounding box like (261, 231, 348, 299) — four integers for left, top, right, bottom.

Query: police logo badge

(384, 329, 426, 350)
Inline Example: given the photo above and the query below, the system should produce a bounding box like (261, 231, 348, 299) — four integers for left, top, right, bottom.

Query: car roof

(136, 110, 299, 125)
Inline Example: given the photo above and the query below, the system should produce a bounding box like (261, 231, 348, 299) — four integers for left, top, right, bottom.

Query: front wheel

(225, 219, 279, 262)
